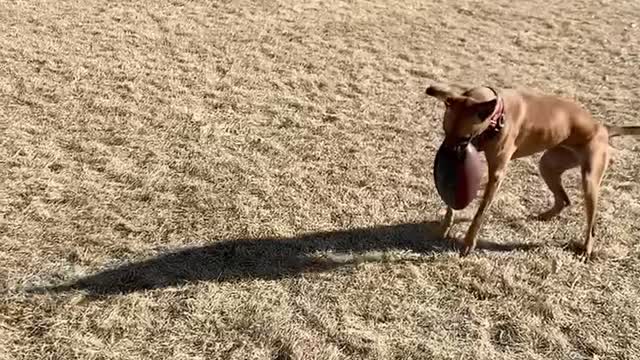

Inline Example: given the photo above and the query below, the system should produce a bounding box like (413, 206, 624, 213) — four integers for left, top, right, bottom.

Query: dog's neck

(471, 88, 505, 150)
(487, 88, 505, 129)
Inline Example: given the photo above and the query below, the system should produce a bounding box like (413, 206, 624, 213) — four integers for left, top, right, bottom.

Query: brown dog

(425, 83, 640, 260)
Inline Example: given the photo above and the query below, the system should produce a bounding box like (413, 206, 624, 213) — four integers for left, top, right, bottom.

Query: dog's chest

(512, 125, 567, 159)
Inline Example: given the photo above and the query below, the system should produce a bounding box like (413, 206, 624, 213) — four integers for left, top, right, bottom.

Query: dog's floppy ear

(473, 98, 498, 121)
(425, 85, 456, 105)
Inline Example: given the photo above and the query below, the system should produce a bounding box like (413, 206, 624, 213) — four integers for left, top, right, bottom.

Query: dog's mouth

(445, 134, 471, 145)
(443, 135, 473, 158)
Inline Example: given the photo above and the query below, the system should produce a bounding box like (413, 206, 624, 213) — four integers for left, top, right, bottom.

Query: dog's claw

(581, 250, 593, 263)
(576, 253, 590, 263)
(460, 245, 473, 257)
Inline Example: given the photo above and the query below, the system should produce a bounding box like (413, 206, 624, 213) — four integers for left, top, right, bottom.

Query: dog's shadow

(31, 221, 541, 296)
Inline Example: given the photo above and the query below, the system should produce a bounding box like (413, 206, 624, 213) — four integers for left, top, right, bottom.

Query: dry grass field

(2, 0, 640, 359)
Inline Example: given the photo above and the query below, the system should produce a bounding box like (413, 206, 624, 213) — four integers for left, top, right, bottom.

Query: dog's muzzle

(443, 135, 473, 159)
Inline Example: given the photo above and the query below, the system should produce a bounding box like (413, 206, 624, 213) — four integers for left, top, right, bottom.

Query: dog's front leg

(440, 206, 454, 237)
(460, 157, 510, 256)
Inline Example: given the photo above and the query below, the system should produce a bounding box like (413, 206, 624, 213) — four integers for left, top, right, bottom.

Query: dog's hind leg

(537, 146, 580, 221)
(579, 137, 610, 260)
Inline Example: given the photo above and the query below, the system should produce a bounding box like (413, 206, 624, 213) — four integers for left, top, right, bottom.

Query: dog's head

(425, 84, 499, 147)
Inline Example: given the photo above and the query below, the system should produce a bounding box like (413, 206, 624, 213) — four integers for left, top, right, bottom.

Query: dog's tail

(606, 125, 640, 138)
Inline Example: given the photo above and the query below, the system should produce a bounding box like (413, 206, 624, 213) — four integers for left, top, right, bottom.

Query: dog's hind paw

(535, 207, 563, 221)
(567, 242, 593, 263)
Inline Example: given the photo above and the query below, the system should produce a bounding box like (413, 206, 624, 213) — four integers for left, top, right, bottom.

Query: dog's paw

(536, 201, 571, 221)
(568, 243, 593, 263)
(535, 208, 562, 221)
(575, 251, 592, 263)
(460, 245, 474, 257)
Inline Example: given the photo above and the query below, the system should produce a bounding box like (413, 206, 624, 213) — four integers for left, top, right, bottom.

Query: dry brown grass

(2, 0, 640, 359)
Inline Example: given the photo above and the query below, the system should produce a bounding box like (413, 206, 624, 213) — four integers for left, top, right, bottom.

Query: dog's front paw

(460, 244, 474, 257)
(459, 231, 477, 257)
(438, 207, 455, 238)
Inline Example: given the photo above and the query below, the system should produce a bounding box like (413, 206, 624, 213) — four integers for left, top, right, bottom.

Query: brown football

(433, 141, 483, 210)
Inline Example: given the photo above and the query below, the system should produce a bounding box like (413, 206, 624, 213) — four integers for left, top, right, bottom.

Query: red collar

(471, 88, 505, 149)
(487, 95, 505, 130)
